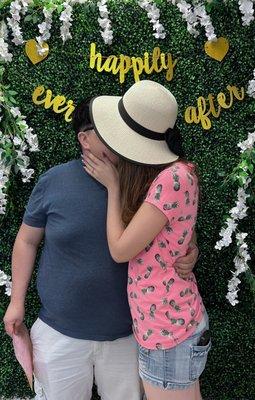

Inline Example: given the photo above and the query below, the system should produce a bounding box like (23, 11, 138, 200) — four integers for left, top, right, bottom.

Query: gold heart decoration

(204, 37, 229, 62)
(25, 39, 49, 65)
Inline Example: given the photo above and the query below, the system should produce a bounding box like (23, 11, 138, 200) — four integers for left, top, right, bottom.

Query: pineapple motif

(143, 329, 153, 341)
(144, 266, 153, 279)
(169, 299, 181, 312)
(186, 320, 199, 331)
(185, 191, 190, 205)
(155, 254, 167, 271)
(149, 304, 157, 319)
(145, 241, 154, 252)
(178, 229, 189, 245)
(141, 286, 155, 295)
(173, 173, 180, 191)
(163, 278, 175, 293)
(155, 184, 163, 200)
(163, 201, 178, 210)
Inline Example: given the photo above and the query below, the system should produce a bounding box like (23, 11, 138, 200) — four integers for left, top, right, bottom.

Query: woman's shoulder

(157, 160, 196, 181)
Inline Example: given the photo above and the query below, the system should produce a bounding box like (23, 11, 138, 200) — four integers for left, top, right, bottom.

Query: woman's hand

(83, 151, 119, 191)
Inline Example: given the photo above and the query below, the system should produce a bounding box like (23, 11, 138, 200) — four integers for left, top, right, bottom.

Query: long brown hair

(118, 158, 199, 226)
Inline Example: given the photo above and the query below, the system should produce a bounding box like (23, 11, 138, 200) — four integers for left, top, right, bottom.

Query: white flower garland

(215, 130, 254, 305)
(238, 0, 255, 26)
(7, 0, 29, 46)
(0, 269, 12, 296)
(170, 0, 199, 37)
(247, 68, 255, 98)
(60, 0, 75, 43)
(169, 0, 217, 41)
(226, 232, 250, 306)
(138, 0, 166, 39)
(36, 5, 56, 56)
(0, 103, 39, 211)
(97, 0, 113, 45)
(0, 20, 13, 63)
(194, 4, 217, 41)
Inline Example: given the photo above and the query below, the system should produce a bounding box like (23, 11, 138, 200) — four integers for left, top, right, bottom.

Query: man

(4, 99, 199, 400)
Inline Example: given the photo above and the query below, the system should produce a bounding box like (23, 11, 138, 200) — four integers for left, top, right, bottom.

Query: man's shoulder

(43, 159, 78, 179)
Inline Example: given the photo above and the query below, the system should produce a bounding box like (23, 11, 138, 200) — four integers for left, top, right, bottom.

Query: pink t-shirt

(128, 161, 205, 350)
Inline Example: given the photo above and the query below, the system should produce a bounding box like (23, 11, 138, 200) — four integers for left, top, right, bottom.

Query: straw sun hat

(89, 80, 181, 166)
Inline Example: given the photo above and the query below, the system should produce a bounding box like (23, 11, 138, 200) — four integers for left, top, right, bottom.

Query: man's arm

(174, 230, 199, 279)
(3, 223, 44, 336)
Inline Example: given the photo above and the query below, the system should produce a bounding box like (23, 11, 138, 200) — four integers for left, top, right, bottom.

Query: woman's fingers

(86, 152, 103, 165)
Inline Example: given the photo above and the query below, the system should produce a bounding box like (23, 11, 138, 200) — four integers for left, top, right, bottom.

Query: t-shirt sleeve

(23, 172, 49, 228)
(144, 164, 197, 220)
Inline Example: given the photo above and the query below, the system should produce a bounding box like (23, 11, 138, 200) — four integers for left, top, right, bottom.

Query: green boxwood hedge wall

(0, 1, 255, 399)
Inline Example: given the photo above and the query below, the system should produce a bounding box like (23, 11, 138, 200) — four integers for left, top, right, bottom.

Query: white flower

(13, 136, 22, 146)
(237, 131, 255, 152)
(139, 0, 166, 40)
(10, 106, 21, 118)
(20, 167, 34, 182)
(36, 6, 56, 55)
(7, 0, 28, 45)
(60, 0, 74, 43)
(247, 69, 255, 98)
(0, 270, 8, 285)
(0, 38, 13, 63)
(5, 280, 12, 296)
(238, 0, 254, 26)
(170, 0, 217, 41)
(97, 0, 113, 45)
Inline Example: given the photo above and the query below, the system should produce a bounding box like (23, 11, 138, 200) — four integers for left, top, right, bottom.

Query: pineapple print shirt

(128, 161, 205, 350)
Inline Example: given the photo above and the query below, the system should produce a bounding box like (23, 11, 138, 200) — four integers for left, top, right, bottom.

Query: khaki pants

(31, 318, 142, 400)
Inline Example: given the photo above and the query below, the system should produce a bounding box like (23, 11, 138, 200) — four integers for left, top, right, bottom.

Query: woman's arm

(84, 152, 168, 262)
(106, 186, 167, 262)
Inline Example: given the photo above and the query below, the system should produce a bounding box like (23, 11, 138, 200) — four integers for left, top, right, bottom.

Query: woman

(83, 80, 211, 400)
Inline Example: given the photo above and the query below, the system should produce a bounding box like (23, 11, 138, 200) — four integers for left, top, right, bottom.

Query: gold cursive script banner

(184, 85, 245, 130)
(89, 42, 178, 83)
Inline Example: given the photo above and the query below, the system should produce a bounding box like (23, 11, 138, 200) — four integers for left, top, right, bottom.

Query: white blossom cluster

(238, 0, 255, 26)
(238, 131, 255, 153)
(138, 0, 166, 39)
(0, 269, 12, 296)
(9, 106, 39, 180)
(0, 152, 10, 215)
(60, 0, 75, 43)
(36, 5, 56, 56)
(97, 0, 113, 45)
(215, 180, 251, 251)
(226, 232, 251, 306)
(7, 0, 29, 46)
(215, 128, 254, 305)
(194, 4, 217, 41)
(169, 0, 217, 41)
(0, 102, 39, 215)
(0, 20, 13, 63)
(247, 68, 255, 98)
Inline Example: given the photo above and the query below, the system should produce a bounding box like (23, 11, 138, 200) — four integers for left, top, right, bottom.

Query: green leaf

(8, 90, 18, 96)
(24, 14, 33, 22)
(248, 164, 254, 174)
(57, 4, 64, 13)
(32, 15, 39, 23)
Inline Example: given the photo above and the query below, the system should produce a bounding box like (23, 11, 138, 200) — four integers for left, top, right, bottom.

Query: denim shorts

(138, 311, 212, 390)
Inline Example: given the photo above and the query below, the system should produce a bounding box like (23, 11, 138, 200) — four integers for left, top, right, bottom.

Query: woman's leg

(195, 380, 202, 400)
(142, 379, 197, 400)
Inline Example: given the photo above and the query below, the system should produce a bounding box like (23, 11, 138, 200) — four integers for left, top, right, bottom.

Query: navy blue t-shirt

(23, 159, 132, 340)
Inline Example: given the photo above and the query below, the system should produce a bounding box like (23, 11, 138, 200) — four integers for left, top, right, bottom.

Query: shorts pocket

(30, 318, 42, 340)
(138, 345, 150, 372)
(189, 340, 212, 381)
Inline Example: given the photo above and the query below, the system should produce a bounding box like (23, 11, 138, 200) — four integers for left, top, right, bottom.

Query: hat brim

(90, 96, 179, 166)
